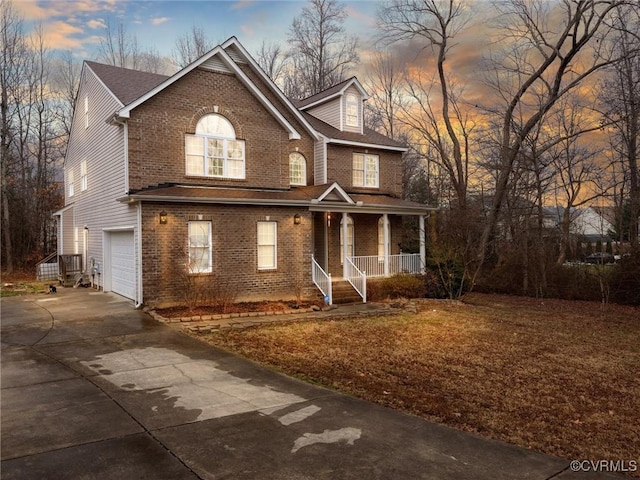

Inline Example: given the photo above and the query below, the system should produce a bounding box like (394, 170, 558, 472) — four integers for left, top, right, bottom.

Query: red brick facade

(127, 68, 315, 191)
(326, 145, 403, 197)
(117, 53, 420, 307)
(142, 203, 316, 307)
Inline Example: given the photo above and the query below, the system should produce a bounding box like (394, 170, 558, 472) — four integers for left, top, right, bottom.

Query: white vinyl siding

(353, 153, 379, 188)
(188, 221, 212, 273)
(307, 98, 341, 130)
(257, 221, 277, 270)
(314, 138, 327, 185)
(61, 64, 137, 295)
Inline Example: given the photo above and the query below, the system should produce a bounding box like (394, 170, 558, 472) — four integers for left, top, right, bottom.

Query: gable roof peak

(296, 77, 369, 110)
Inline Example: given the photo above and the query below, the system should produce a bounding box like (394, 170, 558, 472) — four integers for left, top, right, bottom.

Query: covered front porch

(309, 185, 434, 304)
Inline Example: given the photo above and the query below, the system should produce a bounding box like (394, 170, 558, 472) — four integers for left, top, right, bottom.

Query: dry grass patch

(197, 293, 640, 472)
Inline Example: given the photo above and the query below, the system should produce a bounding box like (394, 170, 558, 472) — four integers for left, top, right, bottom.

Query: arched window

(289, 152, 307, 186)
(185, 114, 245, 179)
(340, 215, 354, 264)
(345, 93, 359, 127)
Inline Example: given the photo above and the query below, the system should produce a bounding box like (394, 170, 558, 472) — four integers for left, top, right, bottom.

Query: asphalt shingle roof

(85, 61, 169, 105)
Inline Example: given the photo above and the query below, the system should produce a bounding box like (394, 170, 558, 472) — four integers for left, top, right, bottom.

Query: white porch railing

(352, 253, 422, 278)
(312, 255, 332, 305)
(345, 257, 366, 303)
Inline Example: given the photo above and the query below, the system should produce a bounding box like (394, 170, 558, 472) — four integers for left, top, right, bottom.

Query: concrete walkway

(1, 288, 621, 479)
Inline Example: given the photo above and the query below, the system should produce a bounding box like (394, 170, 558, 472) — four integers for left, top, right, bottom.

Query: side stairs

(332, 280, 362, 304)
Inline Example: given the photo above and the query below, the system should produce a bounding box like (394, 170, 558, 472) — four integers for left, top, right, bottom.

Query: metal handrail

(312, 255, 332, 305)
(345, 256, 366, 303)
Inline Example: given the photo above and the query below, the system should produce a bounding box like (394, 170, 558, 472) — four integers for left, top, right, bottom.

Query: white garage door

(110, 231, 135, 300)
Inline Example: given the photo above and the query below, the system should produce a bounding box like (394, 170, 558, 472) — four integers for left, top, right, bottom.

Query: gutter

(117, 194, 436, 215)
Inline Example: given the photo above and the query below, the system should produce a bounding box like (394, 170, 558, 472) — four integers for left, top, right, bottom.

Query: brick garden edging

(149, 305, 322, 324)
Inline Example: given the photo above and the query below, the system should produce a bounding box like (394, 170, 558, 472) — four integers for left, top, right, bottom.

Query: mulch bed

(156, 300, 324, 318)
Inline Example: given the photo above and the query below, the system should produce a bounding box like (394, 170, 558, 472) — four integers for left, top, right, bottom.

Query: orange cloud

(40, 20, 85, 49)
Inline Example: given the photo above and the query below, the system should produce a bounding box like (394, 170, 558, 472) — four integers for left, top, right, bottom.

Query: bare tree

(172, 26, 213, 69)
(51, 50, 81, 137)
(548, 98, 608, 264)
(0, 0, 23, 272)
(379, 0, 472, 210)
(96, 20, 169, 73)
(97, 20, 140, 69)
(599, 3, 640, 253)
(475, 0, 634, 271)
(255, 40, 287, 88)
(285, 0, 359, 99)
(363, 47, 407, 140)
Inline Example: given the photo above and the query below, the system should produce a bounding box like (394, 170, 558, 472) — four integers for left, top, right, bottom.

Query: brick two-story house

(55, 37, 434, 307)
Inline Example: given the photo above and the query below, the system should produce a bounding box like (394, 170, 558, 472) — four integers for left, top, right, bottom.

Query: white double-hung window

(257, 221, 277, 270)
(185, 114, 245, 179)
(188, 221, 212, 273)
(353, 153, 379, 188)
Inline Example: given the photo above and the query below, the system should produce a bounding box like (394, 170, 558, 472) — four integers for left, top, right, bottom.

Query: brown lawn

(198, 293, 640, 472)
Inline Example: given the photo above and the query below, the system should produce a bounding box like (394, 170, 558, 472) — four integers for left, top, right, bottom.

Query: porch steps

(331, 280, 362, 304)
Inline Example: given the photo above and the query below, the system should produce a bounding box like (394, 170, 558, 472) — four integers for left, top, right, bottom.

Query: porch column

(419, 215, 426, 274)
(383, 213, 390, 276)
(342, 212, 349, 279)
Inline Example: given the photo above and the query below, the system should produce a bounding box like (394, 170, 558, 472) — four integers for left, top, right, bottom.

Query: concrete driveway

(1, 289, 619, 479)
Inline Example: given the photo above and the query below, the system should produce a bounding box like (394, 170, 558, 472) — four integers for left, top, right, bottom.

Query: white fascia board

(222, 37, 320, 141)
(299, 78, 370, 111)
(115, 46, 226, 119)
(328, 138, 409, 153)
(317, 182, 356, 204)
(309, 203, 435, 215)
(215, 49, 301, 140)
(114, 46, 301, 140)
(53, 203, 75, 216)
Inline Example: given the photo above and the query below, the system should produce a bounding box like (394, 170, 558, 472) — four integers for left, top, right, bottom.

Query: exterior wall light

(159, 211, 168, 225)
(294, 214, 301, 225)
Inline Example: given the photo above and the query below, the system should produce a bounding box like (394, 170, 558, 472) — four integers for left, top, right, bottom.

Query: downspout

(111, 114, 142, 307)
(135, 202, 143, 308)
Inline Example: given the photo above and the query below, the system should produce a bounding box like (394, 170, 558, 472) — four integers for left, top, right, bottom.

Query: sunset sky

(15, 0, 381, 61)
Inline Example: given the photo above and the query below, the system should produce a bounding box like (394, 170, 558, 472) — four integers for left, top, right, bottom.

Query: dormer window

(346, 93, 359, 127)
(185, 114, 245, 179)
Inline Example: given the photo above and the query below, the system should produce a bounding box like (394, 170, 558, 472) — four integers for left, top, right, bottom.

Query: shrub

(609, 256, 640, 305)
(366, 273, 427, 301)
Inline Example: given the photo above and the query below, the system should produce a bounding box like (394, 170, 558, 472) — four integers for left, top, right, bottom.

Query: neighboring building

(55, 37, 434, 307)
